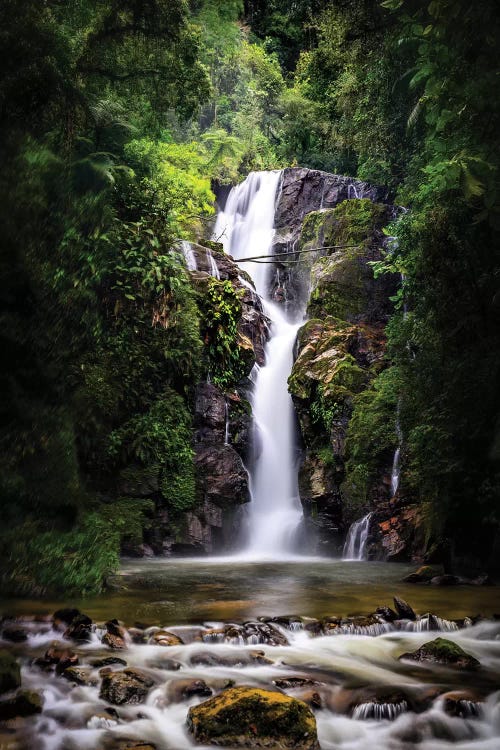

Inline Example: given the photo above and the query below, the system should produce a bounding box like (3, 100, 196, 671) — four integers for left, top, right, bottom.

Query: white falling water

(391, 444, 401, 496)
(213, 171, 304, 557)
(206, 248, 220, 279)
(343, 512, 372, 560)
(180, 240, 197, 271)
(224, 400, 229, 446)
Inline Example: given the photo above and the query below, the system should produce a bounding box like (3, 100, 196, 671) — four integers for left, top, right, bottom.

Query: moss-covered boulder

(399, 638, 480, 669)
(0, 689, 43, 720)
(303, 200, 392, 324)
(0, 650, 21, 694)
(187, 686, 320, 749)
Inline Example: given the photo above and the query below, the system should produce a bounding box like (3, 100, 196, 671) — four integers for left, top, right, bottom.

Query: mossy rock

(0, 650, 21, 694)
(402, 565, 444, 583)
(187, 685, 320, 749)
(302, 200, 389, 322)
(288, 318, 366, 403)
(0, 689, 43, 720)
(308, 249, 369, 321)
(399, 638, 480, 669)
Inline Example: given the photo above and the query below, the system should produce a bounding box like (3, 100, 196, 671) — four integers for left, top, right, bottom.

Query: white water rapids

(213, 171, 304, 557)
(4, 614, 500, 750)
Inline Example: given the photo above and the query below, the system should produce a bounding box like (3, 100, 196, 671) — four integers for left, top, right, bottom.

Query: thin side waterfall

(343, 512, 372, 560)
(206, 248, 220, 279)
(391, 410, 403, 496)
(213, 171, 304, 557)
(180, 239, 197, 271)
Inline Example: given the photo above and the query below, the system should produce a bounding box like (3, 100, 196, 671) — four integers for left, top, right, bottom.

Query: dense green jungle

(0, 0, 499, 598)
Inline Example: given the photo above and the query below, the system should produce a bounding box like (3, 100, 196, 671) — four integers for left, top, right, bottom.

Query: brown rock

(187, 685, 320, 749)
(62, 667, 98, 686)
(100, 668, 155, 705)
(0, 690, 43, 719)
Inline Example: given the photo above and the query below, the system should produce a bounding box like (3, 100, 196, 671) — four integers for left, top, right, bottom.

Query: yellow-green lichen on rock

(187, 685, 320, 749)
(289, 318, 367, 404)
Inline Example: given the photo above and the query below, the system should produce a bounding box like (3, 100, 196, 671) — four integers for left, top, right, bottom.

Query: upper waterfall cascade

(213, 171, 305, 557)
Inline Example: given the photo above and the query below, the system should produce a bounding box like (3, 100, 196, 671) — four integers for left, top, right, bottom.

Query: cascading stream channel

(213, 171, 304, 557)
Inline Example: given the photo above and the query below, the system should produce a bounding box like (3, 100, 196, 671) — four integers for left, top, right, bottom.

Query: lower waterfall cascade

(343, 513, 373, 560)
(213, 170, 306, 557)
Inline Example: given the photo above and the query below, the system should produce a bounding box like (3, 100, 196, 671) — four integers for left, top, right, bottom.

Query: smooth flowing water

(213, 170, 304, 557)
(343, 514, 373, 561)
(2, 561, 500, 750)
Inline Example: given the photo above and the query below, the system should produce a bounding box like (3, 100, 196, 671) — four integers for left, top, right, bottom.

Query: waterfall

(343, 513, 372, 560)
(180, 240, 197, 271)
(206, 248, 220, 279)
(391, 397, 402, 496)
(213, 171, 305, 557)
(224, 400, 229, 446)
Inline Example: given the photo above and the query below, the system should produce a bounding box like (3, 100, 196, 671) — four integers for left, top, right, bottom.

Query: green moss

(197, 277, 250, 389)
(289, 318, 367, 414)
(107, 391, 196, 515)
(303, 200, 388, 322)
(401, 638, 481, 669)
(341, 367, 400, 520)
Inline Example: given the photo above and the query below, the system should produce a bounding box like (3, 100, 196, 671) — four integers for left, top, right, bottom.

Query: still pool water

(1, 558, 499, 624)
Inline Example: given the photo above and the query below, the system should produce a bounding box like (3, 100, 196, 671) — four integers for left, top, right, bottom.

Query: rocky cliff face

(281, 188, 398, 554)
(270, 168, 392, 313)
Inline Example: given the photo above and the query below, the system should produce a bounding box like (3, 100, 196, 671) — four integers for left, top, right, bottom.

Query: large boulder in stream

(399, 637, 480, 669)
(0, 650, 21, 694)
(100, 668, 155, 705)
(187, 686, 320, 749)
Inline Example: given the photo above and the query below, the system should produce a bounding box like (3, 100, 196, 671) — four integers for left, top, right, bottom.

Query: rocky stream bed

(1, 588, 500, 750)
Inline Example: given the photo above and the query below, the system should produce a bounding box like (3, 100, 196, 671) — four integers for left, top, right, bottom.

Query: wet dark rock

(91, 656, 127, 668)
(399, 637, 480, 669)
(167, 678, 212, 702)
(190, 651, 249, 668)
(393, 597, 417, 620)
(242, 621, 289, 646)
(269, 616, 304, 631)
(53, 608, 81, 628)
(0, 690, 43, 720)
(62, 667, 98, 686)
(187, 685, 320, 749)
(0, 650, 21, 694)
(402, 565, 444, 584)
(102, 632, 126, 650)
(304, 620, 323, 636)
(64, 614, 92, 642)
(296, 690, 323, 710)
(127, 627, 146, 644)
(145, 657, 181, 671)
(1, 625, 28, 643)
(100, 668, 155, 705)
(249, 650, 275, 665)
(441, 690, 484, 717)
(376, 606, 398, 622)
(36, 643, 79, 673)
(148, 630, 183, 647)
(273, 678, 322, 690)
